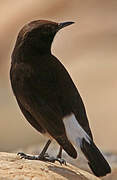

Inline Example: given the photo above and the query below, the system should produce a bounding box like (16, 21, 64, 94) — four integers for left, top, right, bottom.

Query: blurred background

(0, 0, 117, 157)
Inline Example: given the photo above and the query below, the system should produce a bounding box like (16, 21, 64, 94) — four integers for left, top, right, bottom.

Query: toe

(56, 158, 67, 165)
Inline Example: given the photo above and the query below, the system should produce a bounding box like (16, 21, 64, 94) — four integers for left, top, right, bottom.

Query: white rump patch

(63, 113, 91, 148)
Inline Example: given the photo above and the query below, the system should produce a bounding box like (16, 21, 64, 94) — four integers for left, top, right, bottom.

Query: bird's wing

(16, 98, 46, 134)
(10, 62, 67, 137)
(51, 56, 93, 139)
(23, 91, 77, 158)
(10, 63, 46, 134)
(14, 67, 77, 158)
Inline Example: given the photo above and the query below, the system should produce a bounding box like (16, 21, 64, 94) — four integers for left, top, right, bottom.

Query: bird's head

(15, 20, 74, 56)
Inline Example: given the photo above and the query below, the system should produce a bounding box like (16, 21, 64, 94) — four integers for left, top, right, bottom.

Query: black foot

(17, 152, 66, 165)
(17, 152, 40, 160)
(56, 158, 66, 165)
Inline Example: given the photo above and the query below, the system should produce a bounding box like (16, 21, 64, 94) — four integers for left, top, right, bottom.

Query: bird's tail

(56, 134, 77, 159)
(80, 138, 111, 177)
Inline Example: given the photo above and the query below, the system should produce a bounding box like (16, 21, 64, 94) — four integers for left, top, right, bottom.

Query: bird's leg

(18, 140, 52, 161)
(18, 141, 66, 165)
(56, 146, 66, 165)
(57, 146, 62, 158)
(40, 146, 66, 165)
(39, 139, 51, 158)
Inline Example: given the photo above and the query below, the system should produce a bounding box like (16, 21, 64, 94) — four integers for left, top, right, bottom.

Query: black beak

(58, 21, 75, 30)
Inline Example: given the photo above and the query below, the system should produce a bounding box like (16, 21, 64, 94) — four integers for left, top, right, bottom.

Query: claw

(17, 152, 37, 160)
(17, 152, 67, 165)
(55, 158, 67, 165)
(17, 152, 25, 156)
(17, 152, 26, 159)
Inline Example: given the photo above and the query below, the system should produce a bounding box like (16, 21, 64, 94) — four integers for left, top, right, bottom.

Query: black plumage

(10, 20, 111, 177)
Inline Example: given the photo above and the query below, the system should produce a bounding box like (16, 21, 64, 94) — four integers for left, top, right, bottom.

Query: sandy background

(0, 0, 117, 153)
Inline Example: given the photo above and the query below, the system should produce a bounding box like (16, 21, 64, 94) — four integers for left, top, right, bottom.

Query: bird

(10, 20, 111, 177)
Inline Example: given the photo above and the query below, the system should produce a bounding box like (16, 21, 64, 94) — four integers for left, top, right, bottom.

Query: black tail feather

(80, 138, 111, 177)
(56, 135, 77, 159)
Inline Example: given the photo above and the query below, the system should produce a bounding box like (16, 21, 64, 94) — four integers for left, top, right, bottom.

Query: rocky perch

(0, 152, 101, 180)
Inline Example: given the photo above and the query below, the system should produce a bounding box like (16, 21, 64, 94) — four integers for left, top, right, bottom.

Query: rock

(14, 143, 116, 179)
(0, 152, 100, 180)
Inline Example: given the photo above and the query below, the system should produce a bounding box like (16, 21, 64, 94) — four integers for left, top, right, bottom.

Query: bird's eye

(40, 26, 56, 38)
(44, 24, 57, 34)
